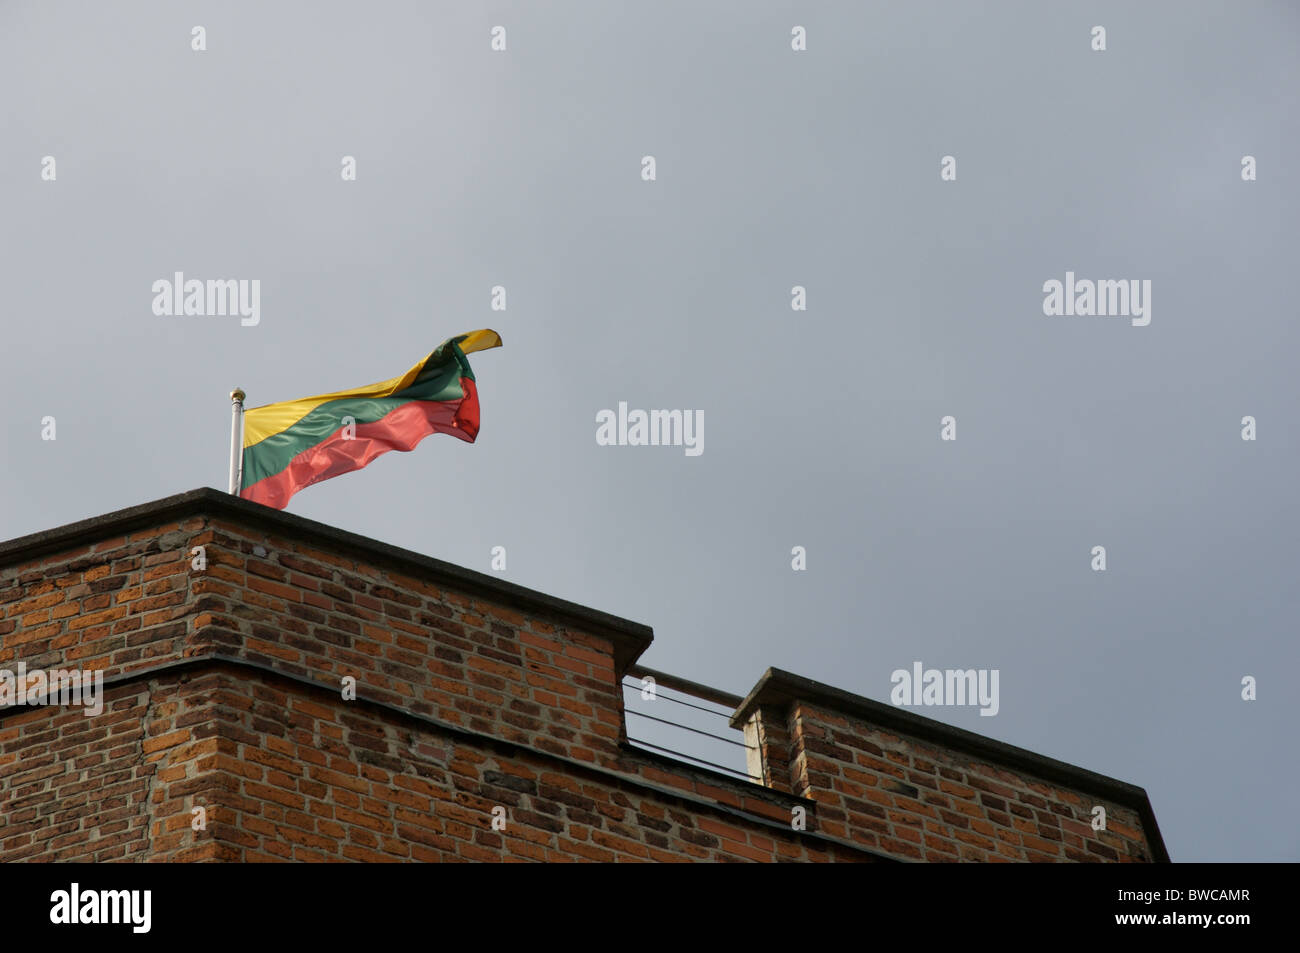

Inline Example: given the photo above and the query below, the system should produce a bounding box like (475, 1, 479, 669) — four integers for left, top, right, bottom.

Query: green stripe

(242, 342, 472, 487)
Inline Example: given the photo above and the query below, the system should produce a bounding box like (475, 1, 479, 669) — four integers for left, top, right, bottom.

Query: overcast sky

(3, 1, 1297, 862)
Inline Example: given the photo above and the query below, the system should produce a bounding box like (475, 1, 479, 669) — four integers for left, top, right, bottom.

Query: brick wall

(193, 666, 868, 862)
(733, 673, 1163, 862)
(0, 673, 226, 862)
(789, 702, 1151, 862)
(0, 489, 1168, 862)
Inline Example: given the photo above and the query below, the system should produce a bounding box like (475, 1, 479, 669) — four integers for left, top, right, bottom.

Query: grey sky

(2, 1, 1297, 861)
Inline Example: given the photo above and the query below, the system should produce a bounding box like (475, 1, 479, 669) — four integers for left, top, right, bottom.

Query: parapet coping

(0, 487, 654, 676)
(730, 667, 1171, 863)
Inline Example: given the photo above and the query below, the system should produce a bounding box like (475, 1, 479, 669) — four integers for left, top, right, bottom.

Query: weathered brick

(0, 505, 1159, 865)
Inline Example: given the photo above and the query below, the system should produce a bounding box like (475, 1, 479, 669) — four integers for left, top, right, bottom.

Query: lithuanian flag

(239, 329, 501, 510)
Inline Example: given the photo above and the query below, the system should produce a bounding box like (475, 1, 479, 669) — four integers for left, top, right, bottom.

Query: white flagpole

(228, 388, 245, 494)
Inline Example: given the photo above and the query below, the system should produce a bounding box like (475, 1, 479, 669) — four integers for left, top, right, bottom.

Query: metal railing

(621, 665, 757, 781)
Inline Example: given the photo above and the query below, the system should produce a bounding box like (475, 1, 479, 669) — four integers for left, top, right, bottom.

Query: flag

(239, 329, 501, 509)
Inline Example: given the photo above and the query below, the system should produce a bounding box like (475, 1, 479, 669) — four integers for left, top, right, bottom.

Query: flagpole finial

(231, 388, 245, 403)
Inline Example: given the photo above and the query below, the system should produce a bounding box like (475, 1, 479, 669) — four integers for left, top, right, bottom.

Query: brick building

(0, 489, 1168, 862)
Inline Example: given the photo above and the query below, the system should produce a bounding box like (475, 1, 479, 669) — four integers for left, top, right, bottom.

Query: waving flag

(238, 329, 501, 510)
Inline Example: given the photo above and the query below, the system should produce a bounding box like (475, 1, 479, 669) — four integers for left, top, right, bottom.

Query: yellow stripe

(242, 329, 502, 448)
(457, 328, 502, 354)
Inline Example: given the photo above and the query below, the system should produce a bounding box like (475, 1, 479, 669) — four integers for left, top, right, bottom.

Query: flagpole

(228, 388, 245, 495)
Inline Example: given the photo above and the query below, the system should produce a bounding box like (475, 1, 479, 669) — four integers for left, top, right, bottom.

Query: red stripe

(240, 379, 480, 510)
